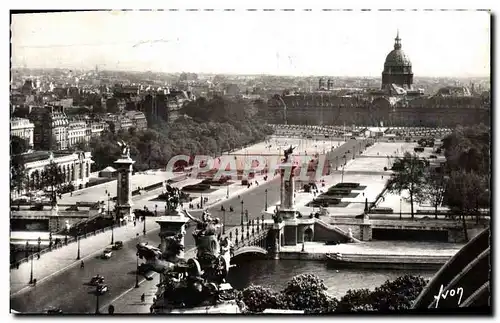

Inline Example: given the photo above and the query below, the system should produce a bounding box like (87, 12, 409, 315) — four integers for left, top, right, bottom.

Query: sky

(11, 10, 491, 77)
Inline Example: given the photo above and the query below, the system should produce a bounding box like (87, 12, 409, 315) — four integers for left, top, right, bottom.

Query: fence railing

(10, 221, 125, 270)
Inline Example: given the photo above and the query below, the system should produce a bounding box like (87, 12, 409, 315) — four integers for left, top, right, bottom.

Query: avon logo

(433, 285, 464, 308)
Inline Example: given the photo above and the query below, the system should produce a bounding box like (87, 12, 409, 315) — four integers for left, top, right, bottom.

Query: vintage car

(101, 248, 113, 259)
(89, 275, 105, 286)
(111, 241, 123, 250)
(96, 284, 109, 295)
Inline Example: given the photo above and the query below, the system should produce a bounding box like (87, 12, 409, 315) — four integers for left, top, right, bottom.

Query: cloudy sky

(11, 10, 490, 77)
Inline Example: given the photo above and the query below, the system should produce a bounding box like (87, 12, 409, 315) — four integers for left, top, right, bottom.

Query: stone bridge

(219, 217, 273, 259)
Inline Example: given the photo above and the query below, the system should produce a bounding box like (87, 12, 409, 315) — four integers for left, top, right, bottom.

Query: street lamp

(111, 218, 114, 245)
(135, 251, 140, 288)
(37, 237, 41, 254)
(222, 206, 226, 234)
(400, 197, 402, 220)
(341, 165, 345, 183)
(76, 230, 81, 260)
(95, 286, 101, 314)
(143, 215, 146, 235)
(29, 246, 34, 284)
(200, 192, 203, 209)
(240, 200, 244, 230)
(265, 189, 268, 211)
(107, 193, 110, 217)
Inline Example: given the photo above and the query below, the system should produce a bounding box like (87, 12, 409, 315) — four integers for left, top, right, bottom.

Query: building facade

(19, 150, 93, 195)
(67, 120, 88, 147)
(265, 32, 490, 128)
(29, 106, 69, 150)
(10, 118, 35, 148)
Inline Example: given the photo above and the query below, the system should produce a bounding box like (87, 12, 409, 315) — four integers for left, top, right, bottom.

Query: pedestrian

(37, 254, 40, 260)
(197, 203, 200, 209)
(141, 293, 145, 302)
(134, 221, 137, 227)
(81, 260, 84, 268)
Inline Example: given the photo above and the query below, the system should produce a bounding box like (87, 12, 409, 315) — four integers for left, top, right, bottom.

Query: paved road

(10, 177, 282, 314)
(187, 177, 281, 227)
(10, 228, 161, 314)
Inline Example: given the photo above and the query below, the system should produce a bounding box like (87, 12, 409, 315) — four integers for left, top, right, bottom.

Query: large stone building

(10, 118, 35, 148)
(266, 32, 490, 127)
(29, 106, 69, 150)
(17, 150, 93, 195)
(67, 120, 88, 147)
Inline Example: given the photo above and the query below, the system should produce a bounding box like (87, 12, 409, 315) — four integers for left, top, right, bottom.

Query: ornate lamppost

(221, 206, 226, 234)
(76, 229, 81, 260)
(135, 251, 140, 288)
(29, 245, 34, 284)
(265, 189, 268, 211)
(240, 200, 244, 231)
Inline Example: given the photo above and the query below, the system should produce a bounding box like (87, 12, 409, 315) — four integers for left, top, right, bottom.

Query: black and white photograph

(8, 7, 492, 315)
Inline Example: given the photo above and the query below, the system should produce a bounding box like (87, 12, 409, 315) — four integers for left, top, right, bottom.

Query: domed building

(381, 31, 413, 90)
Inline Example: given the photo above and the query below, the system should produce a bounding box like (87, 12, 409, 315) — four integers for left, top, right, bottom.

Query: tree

(280, 273, 337, 313)
(240, 285, 283, 313)
(417, 169, 447, 219)
(369, 275, 428, 312)
(336, 288, 372, 312)
(11, 135, 30, 154)
(41, 161, 65, 206)
(445, 170, 489, 239)
(387, 152, 427, 219)
(10, 154, 26, 198)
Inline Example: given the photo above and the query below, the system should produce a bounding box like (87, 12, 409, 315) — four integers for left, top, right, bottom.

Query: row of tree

(11, 155, 64, 204)
(387, 124, 490, 230)
(87, 96, 274, 172)
(238, 273, 428, 313)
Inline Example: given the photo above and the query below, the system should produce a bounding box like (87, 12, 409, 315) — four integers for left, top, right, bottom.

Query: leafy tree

(11, 135, 30, 154)
(240, 285, 283, 313)
(417, 169, 447, 219)
(336, 288, 372, 312)
(387, 152, 427, 219)
(41, 161, 65, 206)
(442, 124, 490, 175)
(369, 275, 428, 312)
(445, 170, 489, 239)
(106, 98, 119, 113)
(280, 273, 337, 314)
(10, 154, 26, 197)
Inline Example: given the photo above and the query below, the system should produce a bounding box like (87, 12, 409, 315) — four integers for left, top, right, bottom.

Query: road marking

(10, 225, 160, 298)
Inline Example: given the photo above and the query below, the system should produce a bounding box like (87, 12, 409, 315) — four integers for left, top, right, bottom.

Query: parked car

(96, 284, 109, 295)
(111, 241, 123, 250)
(89, 275, 104, 286)
(101, 248, 113, 259)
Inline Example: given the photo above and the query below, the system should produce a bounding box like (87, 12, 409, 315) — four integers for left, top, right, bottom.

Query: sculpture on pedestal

(164, 185, 181, 212)
(117, 141, 130, 158)
(136, 206, 234, 310)
(283, 145, 297, 163)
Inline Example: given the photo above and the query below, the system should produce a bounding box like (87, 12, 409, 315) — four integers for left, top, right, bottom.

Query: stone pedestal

(114, 156, 135, 222)
(156, 208, 189, 259)
(279, 164, 297, 213)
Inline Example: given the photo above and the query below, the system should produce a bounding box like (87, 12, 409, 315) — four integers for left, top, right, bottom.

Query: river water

(227, 259, 436, 299)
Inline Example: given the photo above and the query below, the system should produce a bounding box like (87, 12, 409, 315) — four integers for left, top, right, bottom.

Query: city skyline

(12, 10, 491, 78)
